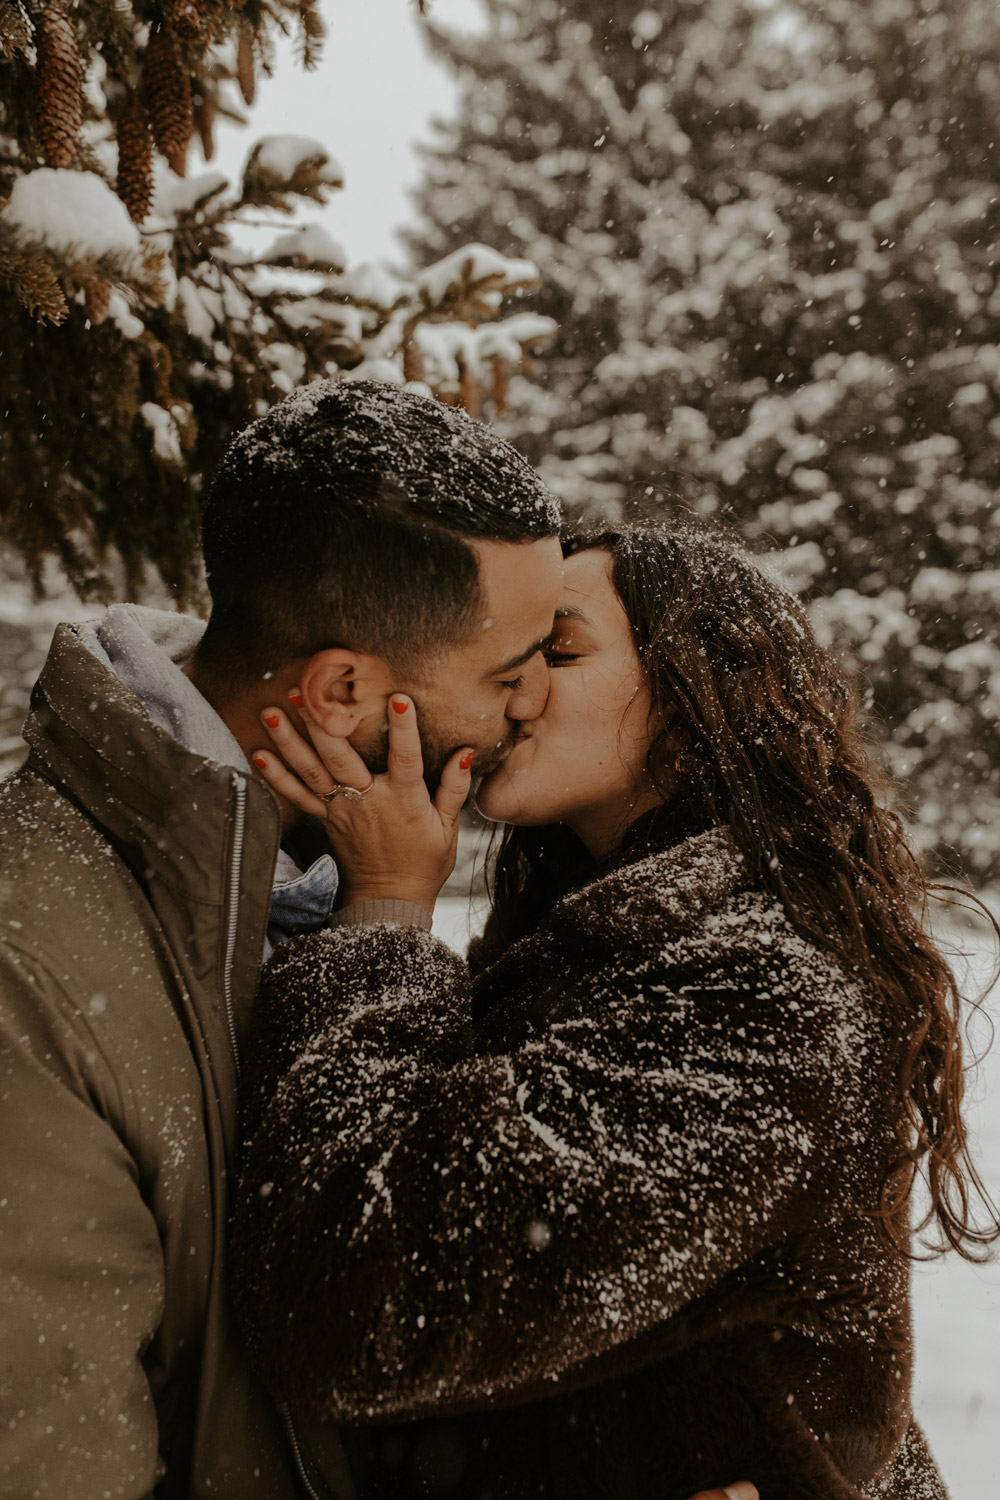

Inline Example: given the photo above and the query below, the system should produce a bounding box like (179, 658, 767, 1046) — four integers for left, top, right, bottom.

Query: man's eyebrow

(487, 633, 554, 677)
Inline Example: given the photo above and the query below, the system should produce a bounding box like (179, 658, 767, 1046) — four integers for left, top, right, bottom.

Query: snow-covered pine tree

(0, 2, 555, 603)
(411, 0, 1000, 877)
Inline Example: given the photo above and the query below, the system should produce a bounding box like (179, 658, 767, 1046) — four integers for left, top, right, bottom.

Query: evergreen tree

(0, 1, 555, 603)
(411, 0, 1000, 877)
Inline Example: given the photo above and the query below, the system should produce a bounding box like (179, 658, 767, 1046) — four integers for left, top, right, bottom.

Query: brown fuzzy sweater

(232, 828, 948, 1500)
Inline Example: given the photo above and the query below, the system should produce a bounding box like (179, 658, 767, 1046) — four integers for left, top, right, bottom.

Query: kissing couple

(4, 380, 990, 1499)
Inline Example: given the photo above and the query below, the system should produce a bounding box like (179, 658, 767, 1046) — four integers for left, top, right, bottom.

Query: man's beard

(351, 720, 518, 791)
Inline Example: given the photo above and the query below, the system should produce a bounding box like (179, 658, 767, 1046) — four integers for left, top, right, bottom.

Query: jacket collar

(23, 619, 282, 1048)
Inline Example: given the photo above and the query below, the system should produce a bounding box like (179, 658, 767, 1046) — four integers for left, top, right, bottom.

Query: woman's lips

(478, 731, 531, 782)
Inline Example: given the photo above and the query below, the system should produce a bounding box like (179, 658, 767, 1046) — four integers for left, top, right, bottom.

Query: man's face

(352, 537, 565, 787)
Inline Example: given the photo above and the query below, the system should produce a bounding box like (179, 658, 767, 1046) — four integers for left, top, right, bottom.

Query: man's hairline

(388, 532, 564, 691)
(197, 530, 559, 694)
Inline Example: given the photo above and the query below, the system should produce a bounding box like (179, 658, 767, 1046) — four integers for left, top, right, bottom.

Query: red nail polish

(263, 713, 280, 729)
(288, 691, 303, 709)
(391, 699, 408, 714)
(459, 750, 473, 771)
(252, 756, 268, 770)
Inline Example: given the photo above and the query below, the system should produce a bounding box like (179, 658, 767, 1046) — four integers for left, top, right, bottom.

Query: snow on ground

(434, 895, 1000, 1499)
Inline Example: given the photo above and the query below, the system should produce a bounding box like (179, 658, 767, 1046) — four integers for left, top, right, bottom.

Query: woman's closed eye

(544, 650, 582, 668)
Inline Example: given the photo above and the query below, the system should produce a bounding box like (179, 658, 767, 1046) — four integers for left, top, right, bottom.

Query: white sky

(211, 0, 487, 268)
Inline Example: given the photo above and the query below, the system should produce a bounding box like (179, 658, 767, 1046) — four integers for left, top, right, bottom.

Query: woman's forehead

(558, 549, 619, 621)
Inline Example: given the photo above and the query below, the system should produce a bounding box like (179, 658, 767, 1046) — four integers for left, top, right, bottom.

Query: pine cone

(459, 362, 481, 419)
(490, 358, 510, 417)
(35, 6, 83, 169)
(193, 91, 216, 162)
(116, 98, 155, 224)
(169, 0, 206, 42)
(402, 330, 425, 385)
(143, 29, 192, 177)
(84, 278, 111, 326)
(236, 27, 255, 107)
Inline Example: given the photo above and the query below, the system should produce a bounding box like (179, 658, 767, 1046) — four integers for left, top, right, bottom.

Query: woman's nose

(507, 652, 550, 720)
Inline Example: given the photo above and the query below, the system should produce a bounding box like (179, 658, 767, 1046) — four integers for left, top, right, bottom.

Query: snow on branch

(0, 0, 557, 608)
(1, 169, 167, 317)
(243, 135, 344, 207)
(415, 242, 541, 312)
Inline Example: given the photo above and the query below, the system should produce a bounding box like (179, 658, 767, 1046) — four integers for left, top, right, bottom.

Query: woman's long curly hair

(484, 521, 999, 1261)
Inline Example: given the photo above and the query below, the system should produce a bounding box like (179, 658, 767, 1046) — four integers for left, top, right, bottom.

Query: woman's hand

(252, 694, 473, 915)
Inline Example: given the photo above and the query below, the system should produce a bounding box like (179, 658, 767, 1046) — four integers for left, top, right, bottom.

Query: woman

(232, 524, 995, 1500)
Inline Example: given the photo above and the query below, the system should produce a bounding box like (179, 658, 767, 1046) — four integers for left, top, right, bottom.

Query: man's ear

(297, 649, 395, 736)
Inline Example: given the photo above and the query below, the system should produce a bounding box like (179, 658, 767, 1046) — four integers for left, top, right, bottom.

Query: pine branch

(0, 0, 30, 61)
(0, 0, 557, 624)
(0, 225, 67, 321)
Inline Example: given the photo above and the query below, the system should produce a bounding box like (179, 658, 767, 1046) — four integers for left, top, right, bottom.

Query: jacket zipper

(279, 1402, 324, 1500)
(223, 772, 246, 1080)
(227, 775, 327, 1500)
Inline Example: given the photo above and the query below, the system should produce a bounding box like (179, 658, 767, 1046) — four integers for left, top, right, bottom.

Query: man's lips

(474, 730, 530, 778)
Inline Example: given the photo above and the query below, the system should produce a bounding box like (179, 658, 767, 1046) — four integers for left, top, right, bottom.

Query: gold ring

(319, 778, 375, 804)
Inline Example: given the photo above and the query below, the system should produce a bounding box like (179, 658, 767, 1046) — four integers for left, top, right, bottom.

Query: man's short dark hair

(196, 380, 561, 695)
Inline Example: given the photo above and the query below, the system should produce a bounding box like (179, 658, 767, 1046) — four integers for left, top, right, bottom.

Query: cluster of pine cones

(31, 1, 256, 226)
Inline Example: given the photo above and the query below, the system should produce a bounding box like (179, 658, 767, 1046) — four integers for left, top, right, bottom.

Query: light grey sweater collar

(82, 604, 251, 772)
(80, 604, 305, 889)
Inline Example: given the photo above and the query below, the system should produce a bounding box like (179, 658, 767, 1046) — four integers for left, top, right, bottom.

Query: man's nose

(507, 651, 549, 721)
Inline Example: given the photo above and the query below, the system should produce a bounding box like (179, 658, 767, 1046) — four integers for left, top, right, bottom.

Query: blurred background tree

(409, 0, 1000, 878)
(0, 0, 555, 605)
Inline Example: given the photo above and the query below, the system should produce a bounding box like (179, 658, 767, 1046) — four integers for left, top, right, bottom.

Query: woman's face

(475, 548, 662, 857)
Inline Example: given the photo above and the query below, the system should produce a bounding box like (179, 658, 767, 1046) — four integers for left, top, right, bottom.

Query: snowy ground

(434, 897, 1000, 1499)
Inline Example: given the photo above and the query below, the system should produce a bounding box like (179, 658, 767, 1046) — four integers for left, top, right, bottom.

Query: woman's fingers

(385, 696, 425, 788)
(434, 745, 475, 827)
(389, 696, 473, 824)
(258, 703, 369, 797)
(253, 691, 469, 910)
(285, 693, 376, 791)
(251, 748, 328, 819)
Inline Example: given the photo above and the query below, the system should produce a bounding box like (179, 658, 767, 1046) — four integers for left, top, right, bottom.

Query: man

(0, 379, 757, 1500)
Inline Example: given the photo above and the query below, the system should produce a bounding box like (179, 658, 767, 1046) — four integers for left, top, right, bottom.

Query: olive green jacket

(0, 621, 348, 1499)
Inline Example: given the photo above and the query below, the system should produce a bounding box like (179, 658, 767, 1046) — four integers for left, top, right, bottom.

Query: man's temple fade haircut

(196, 380, 561, 696)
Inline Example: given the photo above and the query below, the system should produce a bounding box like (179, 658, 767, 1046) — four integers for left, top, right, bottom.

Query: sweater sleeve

(232, 904, 879, 1425)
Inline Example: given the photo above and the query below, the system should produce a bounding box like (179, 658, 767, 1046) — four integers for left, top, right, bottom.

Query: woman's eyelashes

(544, 650, 582, 668)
